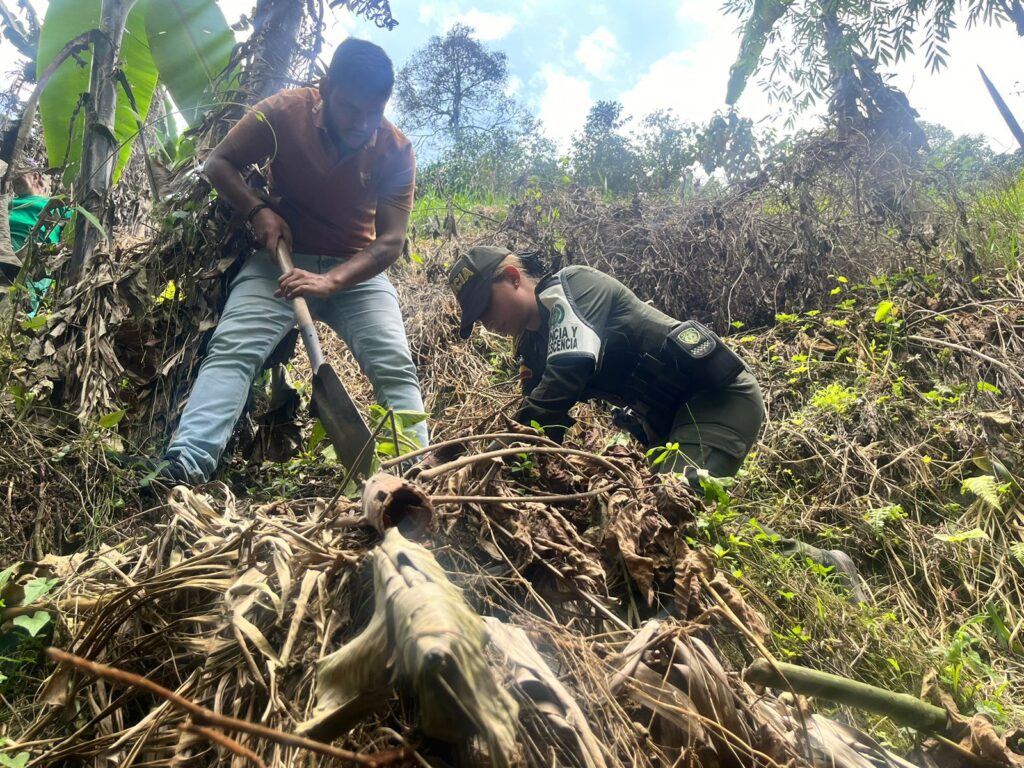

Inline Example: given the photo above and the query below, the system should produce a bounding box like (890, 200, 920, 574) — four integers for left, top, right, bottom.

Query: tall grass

(410, 189, 510, 228)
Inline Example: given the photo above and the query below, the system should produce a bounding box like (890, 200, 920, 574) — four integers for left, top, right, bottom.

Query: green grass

(410, 189, 511, 228)
(971, 170, 1024, 269)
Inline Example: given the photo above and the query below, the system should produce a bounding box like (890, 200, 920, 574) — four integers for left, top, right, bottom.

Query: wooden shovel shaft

(275, 241, 325, 371)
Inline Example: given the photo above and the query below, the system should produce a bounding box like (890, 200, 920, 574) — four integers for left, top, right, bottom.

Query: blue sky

(295, 0, 1024, 154)
(3, 0, 1023, 154)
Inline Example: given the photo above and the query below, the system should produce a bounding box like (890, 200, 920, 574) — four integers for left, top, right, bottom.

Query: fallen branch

(744, 658, 950, 732)
(299, 529, 519, 766)
(46, 648, 405, 767)
(417, 445, 633, 486)
(430, 483, 617, 505)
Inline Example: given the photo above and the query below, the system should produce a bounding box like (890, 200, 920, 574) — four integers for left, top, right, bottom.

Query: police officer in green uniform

(448, 245, 868, 601)
(448, 245, 764, 485)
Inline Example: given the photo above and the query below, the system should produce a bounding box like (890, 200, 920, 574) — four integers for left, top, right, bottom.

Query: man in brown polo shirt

(154, 38, 428, 483)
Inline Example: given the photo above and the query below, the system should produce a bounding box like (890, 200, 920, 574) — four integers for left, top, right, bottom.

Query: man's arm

(276, 199, 410, 299)
(204, 112, 292, 252)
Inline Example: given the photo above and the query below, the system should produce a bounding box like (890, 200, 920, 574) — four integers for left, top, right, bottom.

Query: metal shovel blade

(311, 363, 375, 479)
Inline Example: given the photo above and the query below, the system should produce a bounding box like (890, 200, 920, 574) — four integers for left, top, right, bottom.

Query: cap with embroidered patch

(447, 245, 511, 339)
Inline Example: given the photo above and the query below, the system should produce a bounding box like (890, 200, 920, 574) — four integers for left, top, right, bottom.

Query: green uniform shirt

(514, 265, 760, 456)
(8, 195, 60, 251)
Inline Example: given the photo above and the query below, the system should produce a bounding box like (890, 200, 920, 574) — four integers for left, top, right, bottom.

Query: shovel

(275, 240, 375, 479)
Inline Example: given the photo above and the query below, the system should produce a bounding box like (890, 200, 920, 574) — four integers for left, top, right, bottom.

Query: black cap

(448, 246, 511, 339)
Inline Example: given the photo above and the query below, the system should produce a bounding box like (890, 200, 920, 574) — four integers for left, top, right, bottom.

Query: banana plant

(35, 0, 235, 185)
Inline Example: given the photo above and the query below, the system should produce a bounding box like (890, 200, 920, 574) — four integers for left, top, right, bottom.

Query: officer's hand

(276, 269, 337, 300)
(251, 207, 293, 253)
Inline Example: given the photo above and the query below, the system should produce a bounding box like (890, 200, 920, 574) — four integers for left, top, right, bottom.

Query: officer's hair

(327, 38, 394, 99)
(497, 250, 547, 279)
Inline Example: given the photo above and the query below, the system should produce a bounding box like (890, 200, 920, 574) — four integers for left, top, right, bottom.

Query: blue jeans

(166, 250, 428, 482)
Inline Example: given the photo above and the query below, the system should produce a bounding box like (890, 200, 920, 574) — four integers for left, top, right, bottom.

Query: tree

(722, 0, 1024, 148)
(67, 0, 139, 280)
(695, 111, 766, 183)
(395, 24, 522, 146)
(632, 109, 696, 193)
(420, 116, 558, 199)
(570, 101, 640, 196)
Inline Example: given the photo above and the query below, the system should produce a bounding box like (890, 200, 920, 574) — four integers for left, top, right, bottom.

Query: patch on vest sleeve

(540, 283, 602, 363)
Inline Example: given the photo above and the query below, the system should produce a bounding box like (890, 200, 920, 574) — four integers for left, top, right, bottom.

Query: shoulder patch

(539, 282, 602, 363)
(673, 321, 716, 357)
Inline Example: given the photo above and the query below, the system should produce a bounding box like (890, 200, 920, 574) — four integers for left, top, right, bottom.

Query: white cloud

(457, 9, 516, 41)
(535, 67, 593, 152)
(419, 5, 516, 40)
(621, 9, 814, 131)
(575, 27, 621, 79)
(505, 75, 523, 97)
(675, 1, 736, 30)
(417, 2, 446, 26)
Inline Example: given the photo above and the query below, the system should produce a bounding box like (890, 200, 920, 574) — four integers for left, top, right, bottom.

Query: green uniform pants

(653, 369, 764, 478)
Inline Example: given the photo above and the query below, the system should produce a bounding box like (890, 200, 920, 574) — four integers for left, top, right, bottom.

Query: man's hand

(276, 268, 338, 300)
(251, 206, 293, 252)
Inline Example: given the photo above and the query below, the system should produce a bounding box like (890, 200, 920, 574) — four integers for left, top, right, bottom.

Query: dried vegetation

(2, 137, 1024, 766)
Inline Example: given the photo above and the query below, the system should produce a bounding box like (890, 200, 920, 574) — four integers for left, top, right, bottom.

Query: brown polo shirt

(219, 87, 415, 259)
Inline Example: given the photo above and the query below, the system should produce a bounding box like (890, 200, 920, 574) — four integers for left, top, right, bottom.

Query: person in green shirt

(8, 165, 58, 252)
(449, 245, 764, 481)
(448, 245, 868, 602)
(2, 161, 61, 312)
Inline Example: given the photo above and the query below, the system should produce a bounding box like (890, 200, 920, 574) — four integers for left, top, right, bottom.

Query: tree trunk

(821, 11, 859, 140)
(67, 0, 136, 283)
(1007, 0, 1024, 36)
(242, 0, 304, 103)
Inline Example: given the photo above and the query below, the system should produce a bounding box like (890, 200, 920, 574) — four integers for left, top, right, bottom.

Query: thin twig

(46, 648, 404, 767)
(417, 445, 633, 486)
(908, 334, 1024, 389)
(430, 483, 617, 505)
(381, 431, 561, 469)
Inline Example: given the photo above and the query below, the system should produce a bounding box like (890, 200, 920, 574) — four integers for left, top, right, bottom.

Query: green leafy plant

(368, 405, 428, 460)
(144, 0, 236, 126)
(932, 617, 1014, 720)
(0, 751, 31, 768)
(961, 475, 1007, 512)
(863, 504, 906, 535)
(37, 0, 235, 182)
(1, 565, 58, 692)
(645, 441, 682, 469)
(874, 299, 898, 323)
(508, 452, 537, 481)
(809, 383, 859, 414)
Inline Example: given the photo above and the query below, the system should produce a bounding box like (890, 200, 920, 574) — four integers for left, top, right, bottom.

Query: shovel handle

(275, 240, 325, 371)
